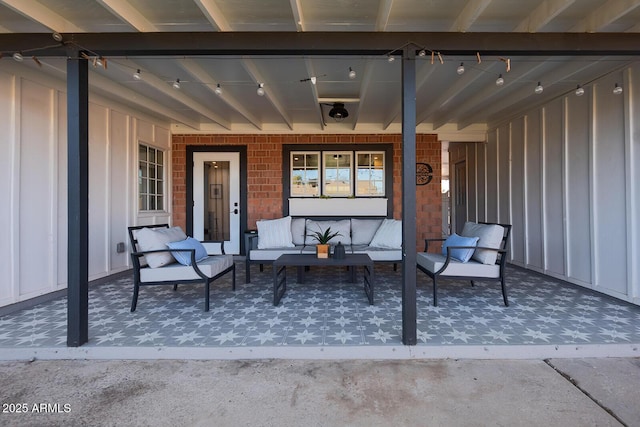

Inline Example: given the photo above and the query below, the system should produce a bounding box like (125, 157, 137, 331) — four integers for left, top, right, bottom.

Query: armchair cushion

(369, 219, 402, 249)
(166, 237, 208, 266)
(256, 216, 295, 249)
(441, 233, 479, 262)
(135, 226, 187, 268)
(461, 222, 504, 265)
(417, 253, 500, 278)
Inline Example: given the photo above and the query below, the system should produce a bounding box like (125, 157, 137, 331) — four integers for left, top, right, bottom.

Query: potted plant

(307, 226, 341, 258)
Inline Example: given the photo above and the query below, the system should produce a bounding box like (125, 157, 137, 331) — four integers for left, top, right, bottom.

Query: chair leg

(432, 277, 438, 307)
(501, 278, 509, 306)
(470, 280, 475, 287)
(173, 284, 178, 291)
(130, 283, 139, 312)
(245, 259, 251, 284)
(232, 266, 236, 291)
(205, 282, 210, 312)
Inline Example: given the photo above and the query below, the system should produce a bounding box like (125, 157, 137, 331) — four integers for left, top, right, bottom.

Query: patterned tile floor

(1, 263, 639, 350)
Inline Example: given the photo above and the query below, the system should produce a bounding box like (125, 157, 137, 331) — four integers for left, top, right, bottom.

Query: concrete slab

(0, 359, 622, 426)
(547, 358, 640, 427)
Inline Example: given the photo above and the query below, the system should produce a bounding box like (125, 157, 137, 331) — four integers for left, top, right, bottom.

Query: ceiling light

(310, 76, 317, 85)
(348, 67, 356, 79)
(534, 82, 544, 94)
(418, 49, 426, 57)
(457, 62, 465, 75)
(495, 74, 504, 86)
(387, 55, 395, 63)
(133, 69, 142, 80)
(95, 57, 103, 68)
(257, 83, 265, 96)
(13, 52, 24, 62)
(328, 102, 349, 122)
(215, 83, 222, 95)
(172, 78, 181, 89)
(613, 83, 623, 95)
(52, 32, 63, 42)
(575, 85, 584, 96)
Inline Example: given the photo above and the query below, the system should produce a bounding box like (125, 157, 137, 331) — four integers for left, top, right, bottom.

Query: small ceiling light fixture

(52, 32, 63, 42)
(457, 62, 465, 75)
(328, 102, 349, 122)
(496, 74, 504, 86)
(418, 49, 426, 57)
(613, 83, 623, 95)
(310, 76, 317, 85)
(95, 57, 103, 68)
(534, 81, 544, 94)
(214, 83, 222, 95)
(172, 78, 181, 89)
(387, 55, 395, 63)
(348, 67, 356, 79)
(575, 85, 584, 96)
(257, 83, 265, 96)
(13, 52, 24, 62)
(133, 69, 142, 80)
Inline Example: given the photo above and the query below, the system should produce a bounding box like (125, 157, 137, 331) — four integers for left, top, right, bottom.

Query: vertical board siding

(525, 110, 544, 270)
(543, 100, 566, 276)
(498, 124, 510, 224)
(486, 131, 498, 221)
(593, 75, 628, 295)
(0, 73, 15, 305)
(109, 110, 130, 272)
(510, 118, 526, 264)
(88, 104, 109, 278)
(467, 146, 477, 223)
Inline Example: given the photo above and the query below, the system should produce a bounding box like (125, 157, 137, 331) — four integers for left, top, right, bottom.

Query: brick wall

(172, 134, 442, 251)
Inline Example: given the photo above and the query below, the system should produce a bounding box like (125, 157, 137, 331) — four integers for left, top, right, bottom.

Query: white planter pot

(289, 198, 387, 216)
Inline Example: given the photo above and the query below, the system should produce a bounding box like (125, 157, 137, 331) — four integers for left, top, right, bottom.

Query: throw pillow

(351, 218, 383, 245)
(369, 219, 402, 249)
(441, 233, 479, 263)
(291, 217, 306, 245)
(135, 226, 187, 268)
(304, 219, 352, 245)
(256, 216, 295, 249)
(461, 222, 505, 265)
(166, 237, 209, 266)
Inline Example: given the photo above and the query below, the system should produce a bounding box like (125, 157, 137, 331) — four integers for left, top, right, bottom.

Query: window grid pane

(356, 151, 385, 196)
(138, 144, 165, 211)
(323, 152, 352, 197)
(291, 152, 320, 196)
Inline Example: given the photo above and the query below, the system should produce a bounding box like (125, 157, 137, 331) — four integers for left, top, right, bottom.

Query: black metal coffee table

(272, 254, 374, 306)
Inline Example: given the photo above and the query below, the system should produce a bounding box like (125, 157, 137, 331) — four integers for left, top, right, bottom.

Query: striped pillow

(256, 216, 295, 249)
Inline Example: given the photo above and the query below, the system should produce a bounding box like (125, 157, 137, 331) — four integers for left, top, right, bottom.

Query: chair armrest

(424, 238, 446, 252)
(200, 240, 226, 255)
(246, 234, 259, 251)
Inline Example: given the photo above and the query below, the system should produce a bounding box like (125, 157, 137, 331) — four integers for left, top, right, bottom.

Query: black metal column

(401, 46, 418, 345)
(66, 53, 89, 347)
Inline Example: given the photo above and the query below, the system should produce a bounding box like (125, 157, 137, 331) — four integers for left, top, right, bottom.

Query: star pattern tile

(0, 263, 639, 349)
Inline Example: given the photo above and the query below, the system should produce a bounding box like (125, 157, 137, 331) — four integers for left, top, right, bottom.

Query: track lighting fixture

(534, 82, 544, 94)
(214, 83, 222, 95)
(575, 85, 584, 96)
(133, 69, 142, 81)
(613, 83, 623, 95)
(348, 67, 356, 79)
(13, 52, 24, 62)
(52, 32, 63, 42)
(496, 74, 504, 86)
(257, 83, 265, 96)
(172, 78, 181, 89)
(457, 62, 465, 75)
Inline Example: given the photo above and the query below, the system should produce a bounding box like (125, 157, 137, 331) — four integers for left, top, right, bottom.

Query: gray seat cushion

(417, 253, 500, 278)
(140, 254, 234, 282)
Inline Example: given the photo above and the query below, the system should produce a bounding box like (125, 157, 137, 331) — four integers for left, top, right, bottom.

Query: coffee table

(272, 254, 374, 306)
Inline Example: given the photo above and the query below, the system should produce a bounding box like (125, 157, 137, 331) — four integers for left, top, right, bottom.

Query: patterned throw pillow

(256, 216, 295, 249)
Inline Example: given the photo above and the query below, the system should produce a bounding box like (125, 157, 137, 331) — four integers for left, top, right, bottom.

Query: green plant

(307, 226, 342, 244)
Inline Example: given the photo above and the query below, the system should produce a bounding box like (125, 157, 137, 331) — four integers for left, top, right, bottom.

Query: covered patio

(2, 262, 639, 360)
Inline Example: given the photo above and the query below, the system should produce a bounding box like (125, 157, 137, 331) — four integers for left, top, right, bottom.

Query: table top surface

(273, 253, 373, 266)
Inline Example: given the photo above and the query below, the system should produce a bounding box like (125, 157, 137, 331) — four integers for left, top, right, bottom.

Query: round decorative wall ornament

(416, 162, 433, 185)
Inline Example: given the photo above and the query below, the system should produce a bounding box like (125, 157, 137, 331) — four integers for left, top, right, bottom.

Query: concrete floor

(1, 358, 638, 426)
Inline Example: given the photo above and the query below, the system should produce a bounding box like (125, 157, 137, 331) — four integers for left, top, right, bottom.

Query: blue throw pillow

(442, 233, 479, 263)
(166, 237, 208, 266)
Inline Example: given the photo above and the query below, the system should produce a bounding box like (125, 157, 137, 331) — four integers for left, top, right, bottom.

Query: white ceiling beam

(118, 61, 231, 129)
(514, 0, 576, 32)
(376, 0, 395, 31)
(449, 0, 492, 32)
(179, 58, 262, 130)
(289, 0, 305, 31)
(570, 0, 640, 32)
(193, 0, 231, 31)
(0, 0, 84, 32)
(382, 63, 436, 130)
(241, 58, 294, 130)
(352, 61, 374, 131)
(304, 59, 324, 129)
(95, 0, 158, 32)
(417, 62, 499, 125)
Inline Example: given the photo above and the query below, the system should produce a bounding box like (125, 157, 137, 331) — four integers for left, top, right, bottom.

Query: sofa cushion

(351, 218, 383, 245)
(417, 252, 500, 278)
(461, 222, 504, 265)
(291, 217, 306, 245)
(249, 246, 304, 261)
(166, 237, 209, 266)
(304, 219, 352, 245)
(140, 254, 234, 282)
(351, 245, 402, 262)
(369, 219, 402, 249)
(441, 233, 479, 263)
(256, 216, 295, 249)
(135, 226, 187, 268)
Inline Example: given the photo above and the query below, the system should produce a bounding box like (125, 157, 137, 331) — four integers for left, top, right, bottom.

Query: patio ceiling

(1, 0, 639, 133)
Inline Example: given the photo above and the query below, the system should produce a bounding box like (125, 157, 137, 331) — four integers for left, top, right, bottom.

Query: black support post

(66, 53, 89, 347)
(401, 47, 418, 345)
